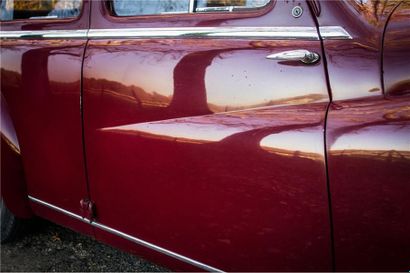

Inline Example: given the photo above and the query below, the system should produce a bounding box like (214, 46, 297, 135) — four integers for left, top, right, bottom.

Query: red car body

(1, 0, 409, 271)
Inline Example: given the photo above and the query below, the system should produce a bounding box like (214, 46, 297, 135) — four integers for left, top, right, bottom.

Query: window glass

(112, 0, 190, 16)
(0, 0, 82, 21)
(111, 0, 270, 16)
(196, 0, 270, 9)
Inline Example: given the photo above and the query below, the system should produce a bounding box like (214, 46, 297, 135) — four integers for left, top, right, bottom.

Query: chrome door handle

(266, 50, 320, 64)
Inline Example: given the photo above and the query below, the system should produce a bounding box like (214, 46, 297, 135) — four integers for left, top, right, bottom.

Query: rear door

(0, 0, 92, 234)
(319, 1, 410, 271)
(83, 0, 337, 271)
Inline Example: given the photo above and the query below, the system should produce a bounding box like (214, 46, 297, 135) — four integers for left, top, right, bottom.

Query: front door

(83, 0, 335, 270)
(0, 0, 92, 234)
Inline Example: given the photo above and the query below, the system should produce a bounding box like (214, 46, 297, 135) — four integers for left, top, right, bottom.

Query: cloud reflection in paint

(331, 124, 410, 152)
(260, 128, 324, 155)
(101, 104, 327, 160)
(103, 118, 243, 143)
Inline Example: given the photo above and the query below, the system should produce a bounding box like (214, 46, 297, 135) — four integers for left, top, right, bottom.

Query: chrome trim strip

(196, 6, 234, 12)
(91, 221, 224, 272)
(87, 26, 319, 40)
(195, 5, 261, 13)
(28, 196, 89, 223)
(188, 0, 195, 13)
(1, 26, 352, 41)
(27, 195, 224, 272)
(319, 26, 352, 40)
(0, 29, 88, 39)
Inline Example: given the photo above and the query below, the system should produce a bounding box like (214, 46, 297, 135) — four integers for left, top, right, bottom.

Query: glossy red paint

(317, 0, 397, 100)
(318, 0, 410, 271)
(83, 1, 332, 271)
(1, 0, 409, 271)
(1, 94, 32, 218)
(383, 2, 410, 97)
(0, 1, 93, 235)
(326, 97, 410, 271)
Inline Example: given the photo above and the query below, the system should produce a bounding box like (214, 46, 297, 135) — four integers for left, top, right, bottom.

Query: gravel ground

(1, 219, 168, 272)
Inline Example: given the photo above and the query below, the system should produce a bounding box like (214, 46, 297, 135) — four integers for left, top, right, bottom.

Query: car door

(83, 0, 340, 271)
(0, 0, 92, 235)
(318, 1, 410, 271)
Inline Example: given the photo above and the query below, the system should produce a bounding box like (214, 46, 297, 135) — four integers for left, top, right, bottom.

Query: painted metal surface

(0, 0, 92, 235)
(83, 0, 331, 271)
(317, 0, 398, 101)
(319, 0, 410, 271)
(1, 94, 32, 218)
(383, 2, 410, 98)
(1, 93, 20, 154)
(326, 97, 410, 271)
(28, 194, 223, 272)
(1, 0, 409, 271)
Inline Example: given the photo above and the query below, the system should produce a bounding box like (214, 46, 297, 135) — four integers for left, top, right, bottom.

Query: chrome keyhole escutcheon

(292, 6, 303, 18)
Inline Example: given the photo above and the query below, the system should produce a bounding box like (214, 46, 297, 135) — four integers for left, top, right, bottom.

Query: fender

(1, 94, 33, 218)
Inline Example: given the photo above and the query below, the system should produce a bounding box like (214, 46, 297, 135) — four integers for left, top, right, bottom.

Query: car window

(0, 0, 82, 21)
(112, 0, 190, 16)
(111, 0, 271, 16)
(195, 0, 270, 12)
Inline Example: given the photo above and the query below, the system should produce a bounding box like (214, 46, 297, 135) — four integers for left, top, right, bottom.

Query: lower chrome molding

(28, 195, 224, 272)
(28, 196, 90, 223)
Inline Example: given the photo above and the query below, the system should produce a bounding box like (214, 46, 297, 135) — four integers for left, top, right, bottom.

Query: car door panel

(318, 1, 410, 271)
(83, 0, 332, 271)
(0, 1, 92, 234)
